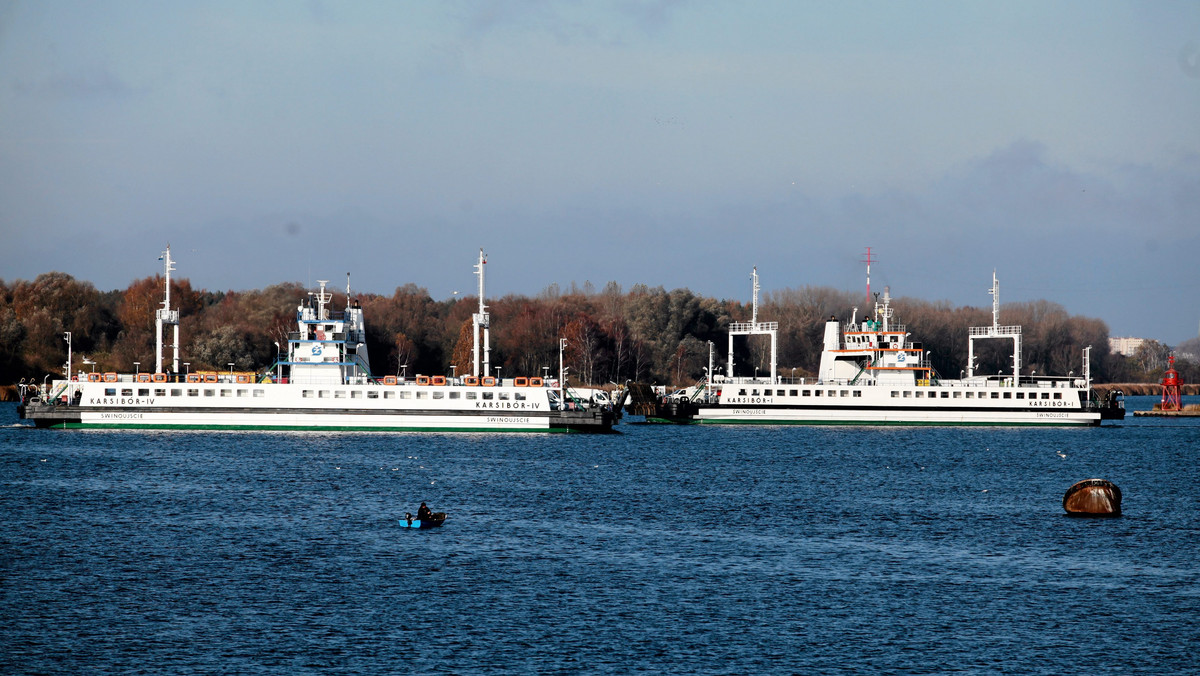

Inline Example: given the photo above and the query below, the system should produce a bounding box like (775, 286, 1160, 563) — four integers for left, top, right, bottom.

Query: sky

(1, 1, 1198, 345)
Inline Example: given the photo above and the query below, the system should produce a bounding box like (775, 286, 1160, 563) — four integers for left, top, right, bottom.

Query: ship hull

(19, 382, 616, 433)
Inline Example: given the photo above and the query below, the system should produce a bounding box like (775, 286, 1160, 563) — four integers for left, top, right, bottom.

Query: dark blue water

(2, 397, 1198, 674)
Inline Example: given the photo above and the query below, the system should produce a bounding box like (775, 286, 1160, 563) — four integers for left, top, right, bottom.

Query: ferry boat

(18, 249, 618, 433)
(644, 268, 1124, 426)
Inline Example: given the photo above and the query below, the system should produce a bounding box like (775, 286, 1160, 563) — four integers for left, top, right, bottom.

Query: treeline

(1, 272, 1195, 388)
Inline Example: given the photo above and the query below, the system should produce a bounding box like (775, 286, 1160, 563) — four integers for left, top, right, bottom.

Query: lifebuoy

(186, 374, 201, 383)
(529, 377, 543, 387)
(383, 376, 398, 385)
(88, 373, 102, 382)
(153, 373, 167, 383)
(464, 376, 479, 386)
(514, 377, 529, 387)
(103, 372, 118, 382)
(203, 373, 217, 383)
(482, 377, 496, 387)
(416, 375, 431, 386)
(235, 374, 249, 384)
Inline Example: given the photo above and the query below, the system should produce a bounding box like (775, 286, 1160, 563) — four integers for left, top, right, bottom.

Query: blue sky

(2, 1, 1198, 344)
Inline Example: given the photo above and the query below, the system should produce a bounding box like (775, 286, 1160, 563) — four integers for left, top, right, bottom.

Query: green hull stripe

(50, 422, 590, 433)
(693, 419, 1095, 427)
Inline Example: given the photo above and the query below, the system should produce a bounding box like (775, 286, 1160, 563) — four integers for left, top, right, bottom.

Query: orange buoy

(1063, 479, 1122, 517)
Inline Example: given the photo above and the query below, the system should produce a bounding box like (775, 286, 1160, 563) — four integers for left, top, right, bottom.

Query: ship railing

(969, 325, 1021, 336)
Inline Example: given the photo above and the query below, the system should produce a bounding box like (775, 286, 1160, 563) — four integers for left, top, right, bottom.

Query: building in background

(1109, 336, 1147, 356)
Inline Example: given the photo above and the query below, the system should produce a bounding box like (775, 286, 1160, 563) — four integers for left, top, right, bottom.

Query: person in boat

(416, 502, 433, 522)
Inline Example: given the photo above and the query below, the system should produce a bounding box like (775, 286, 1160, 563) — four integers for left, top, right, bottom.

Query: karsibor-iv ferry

(18, 249, 618, 432)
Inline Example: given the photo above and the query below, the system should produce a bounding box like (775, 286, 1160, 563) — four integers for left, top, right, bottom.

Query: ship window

(991, 392, 999, 399)
(432, 392, 444, 399)
(1053, 392, 1062, 400)
(751, 389, 759, 396)
(416, 391, 427, 400)
(466, 392, 477, 400)
(514, 392, 526, 401)
(941, 391, 949, 398)
(320, 390, 332, 398)
(367, 391, 379, 399)
(334, 391, 346, 398)
(122, 388, 133, 396)
(483, 392, 494, 400)
(449, 392, 460, 399)
(965, 392, 974, 398)
(1003, 392, 1012, 399)
(398, 391, 410, 399)
(853, 390, 862, 397)
(218, 389, 230, 397)
(1016, 392, 1025, 399)
(814, 390, 822, 397)
(789, 390, 798, 396)
(1041, 393, 1049, 399)
(384, 391, 395, 399)
(237, 389, 248, 397)
(187, 389, 199, 397)
(351, 390, 362, 399)
(155, 389, 166, 396)
(738, 389, 747, 396)
(803, 390, 811, 397)
(891, 391, 899, 398)
(915, 391, 924, 398)
(105, 388, 117, 396)
(170, 389, 182, 396)
(953, 392, 961, 398)
(302, 390, 313, 398)
(499, 392, 510, 400)
(205, 389, 215, 397)
(841, 390, 849, 397)
(138, 388, 150, 396)
(254, 390, 264, 397)
(903, 391, 912, 398)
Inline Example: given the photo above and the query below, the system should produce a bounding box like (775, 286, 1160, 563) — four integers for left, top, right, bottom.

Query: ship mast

(472, 249, 491, 378)
(728, 266, 778, 383)
(967, 270, 1022, 379)
(155, 245, 181, 374)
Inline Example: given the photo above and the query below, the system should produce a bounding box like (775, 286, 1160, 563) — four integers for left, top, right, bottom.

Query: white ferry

(646, 268, 1124, 426)
(18, 249, 618, 433)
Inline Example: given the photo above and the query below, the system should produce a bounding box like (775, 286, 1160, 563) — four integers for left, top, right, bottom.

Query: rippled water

(2, 398, 1198, 674)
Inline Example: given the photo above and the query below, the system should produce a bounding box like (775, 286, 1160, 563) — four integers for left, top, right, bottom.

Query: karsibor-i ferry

(646, 268, 1123, 426)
